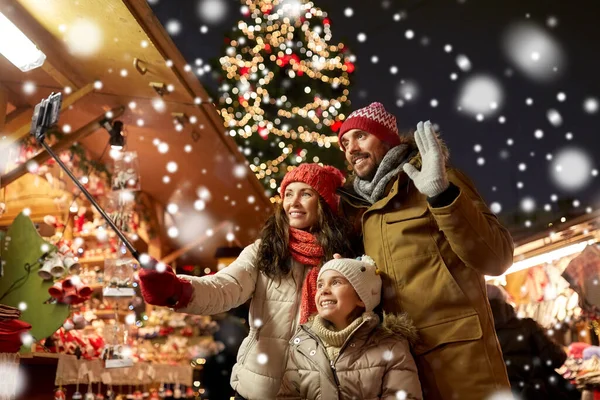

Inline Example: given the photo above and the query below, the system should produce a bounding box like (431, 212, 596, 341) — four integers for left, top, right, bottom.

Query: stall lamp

(485, 239, 598, 281)
(101, 119, 126, 150)
(0, 12, 46, 71)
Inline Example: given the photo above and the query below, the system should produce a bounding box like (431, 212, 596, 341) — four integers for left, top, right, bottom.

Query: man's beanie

(338, 102, 401, 151)
(280, 164, 345, 213)
(318, 255, 382, 312)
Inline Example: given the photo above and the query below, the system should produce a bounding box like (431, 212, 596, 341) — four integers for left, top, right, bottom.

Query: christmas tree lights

(217, 0, 354, 196)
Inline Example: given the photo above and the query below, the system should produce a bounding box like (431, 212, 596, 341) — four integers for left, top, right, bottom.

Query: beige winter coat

(277, 312, 423, 400)
(177, 240, 310, 400)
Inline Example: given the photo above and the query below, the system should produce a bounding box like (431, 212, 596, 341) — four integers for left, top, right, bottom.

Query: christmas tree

(217, 0, 354, 196)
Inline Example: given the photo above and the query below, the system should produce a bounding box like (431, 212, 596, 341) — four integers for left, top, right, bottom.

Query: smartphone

(30, 92, 62, 141)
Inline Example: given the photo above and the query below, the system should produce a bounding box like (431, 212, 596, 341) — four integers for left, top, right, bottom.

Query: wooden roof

(0, 0, 271, 267)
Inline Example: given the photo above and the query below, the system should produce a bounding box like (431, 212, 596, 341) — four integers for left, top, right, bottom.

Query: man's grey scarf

(353, 144, 411, 204)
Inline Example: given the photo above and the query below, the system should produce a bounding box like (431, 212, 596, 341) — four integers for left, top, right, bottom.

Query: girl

(138, 164, 355, 400)
(278, 256, 422, 400)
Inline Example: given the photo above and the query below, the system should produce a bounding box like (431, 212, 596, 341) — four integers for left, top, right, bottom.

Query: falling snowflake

(502, 21, 565, 82)
(583, 97, 599, 114)
(490, 202, 502, 214)
(546, 109, 562, 126)
(257, 353, 268, 365)
(458, 75, 503, 117)
(65, 19, 103, 57)
(550, 147, 594, 191)
(520, 197, 536, 213)
(166, 161, 178, 173)
(198, 0, 228, 24)
(397, 80, 419, 102)
(456, 54, 472, 71)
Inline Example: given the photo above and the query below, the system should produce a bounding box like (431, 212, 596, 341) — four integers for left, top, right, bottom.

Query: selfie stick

(30, 93, 144, 264)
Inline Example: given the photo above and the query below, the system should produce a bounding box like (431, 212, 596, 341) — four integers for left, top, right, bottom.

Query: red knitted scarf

(289, 227, 324, 324)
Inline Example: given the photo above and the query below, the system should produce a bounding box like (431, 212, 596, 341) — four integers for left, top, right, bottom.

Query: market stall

(487, 210, 600, 396)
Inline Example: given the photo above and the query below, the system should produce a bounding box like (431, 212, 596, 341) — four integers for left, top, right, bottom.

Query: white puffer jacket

(177, 240, 310, 400)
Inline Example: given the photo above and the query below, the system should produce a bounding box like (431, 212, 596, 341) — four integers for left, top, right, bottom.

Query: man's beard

(354, 160, 378, 182)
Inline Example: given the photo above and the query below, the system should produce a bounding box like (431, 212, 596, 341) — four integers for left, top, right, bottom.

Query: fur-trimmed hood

(381, 311, 420, 346)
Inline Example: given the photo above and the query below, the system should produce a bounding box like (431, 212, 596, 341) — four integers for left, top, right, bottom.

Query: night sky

(149, 0, 600, 233)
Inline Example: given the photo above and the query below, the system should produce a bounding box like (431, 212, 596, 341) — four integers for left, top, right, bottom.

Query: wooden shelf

(77, 254, 118, 266)
(95, 309, 130, 319)
(73, 230, 116, 239)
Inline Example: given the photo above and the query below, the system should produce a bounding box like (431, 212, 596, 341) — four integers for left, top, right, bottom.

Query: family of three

(139, 102, 515, 400)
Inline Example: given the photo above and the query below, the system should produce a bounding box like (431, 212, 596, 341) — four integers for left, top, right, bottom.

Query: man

(337, 102, 514, 399)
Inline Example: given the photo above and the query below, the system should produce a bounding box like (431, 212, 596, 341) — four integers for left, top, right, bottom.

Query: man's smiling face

(340, 129, 391, 181)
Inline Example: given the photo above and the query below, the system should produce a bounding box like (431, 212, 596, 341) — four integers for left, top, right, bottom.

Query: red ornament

(240, 66, 250, 76)
(344, 61, 355, 73)
(331, 120, 343, 132)
(54, 388, 66, 400)
(258, 127, 269, 140)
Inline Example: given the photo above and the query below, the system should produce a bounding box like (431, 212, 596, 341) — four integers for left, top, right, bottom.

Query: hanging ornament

(158, 384, 165, 399)
(173, 384, 181, 399)
(344, 61, 355, 73)
(185, 387, 194, 398)
(105, 388, 115, 400)
(55, 388, 67, 400)
(84, 393, 95, 400)
(73, 392, 83, 400)
(164, 387, 173, 397)
(149, 388, 159, 399)
(258, 126, 269, 140)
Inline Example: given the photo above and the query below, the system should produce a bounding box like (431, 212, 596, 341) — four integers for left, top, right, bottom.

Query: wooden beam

(2, 83, 96, 144)
(0, 105, 125, 188)
(161, 220, 231, 265)
(0, 85, 7, 132)
(41, 62, 77, 91)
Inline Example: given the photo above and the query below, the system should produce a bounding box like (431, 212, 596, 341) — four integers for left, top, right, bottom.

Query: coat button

(293, 338, 301, 344)
(350, 343, 356, 348)
(310, 350, 316, 356)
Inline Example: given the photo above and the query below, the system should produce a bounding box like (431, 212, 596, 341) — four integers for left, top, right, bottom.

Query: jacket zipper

(329, 359, 341, 389)
(299, 319, 371, 391)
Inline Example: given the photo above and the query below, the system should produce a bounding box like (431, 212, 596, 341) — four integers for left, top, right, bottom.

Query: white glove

(402, 120, 449, 197)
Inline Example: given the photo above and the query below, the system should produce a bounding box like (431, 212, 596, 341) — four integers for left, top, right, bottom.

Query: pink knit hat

(280, 164, 345, 213)
(338, 102, 401, 151)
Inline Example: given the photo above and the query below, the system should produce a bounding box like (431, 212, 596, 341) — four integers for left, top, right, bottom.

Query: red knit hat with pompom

(280, 164, 345, 213)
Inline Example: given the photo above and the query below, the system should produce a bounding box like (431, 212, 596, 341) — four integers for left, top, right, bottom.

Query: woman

(138, 164, 354, 400)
